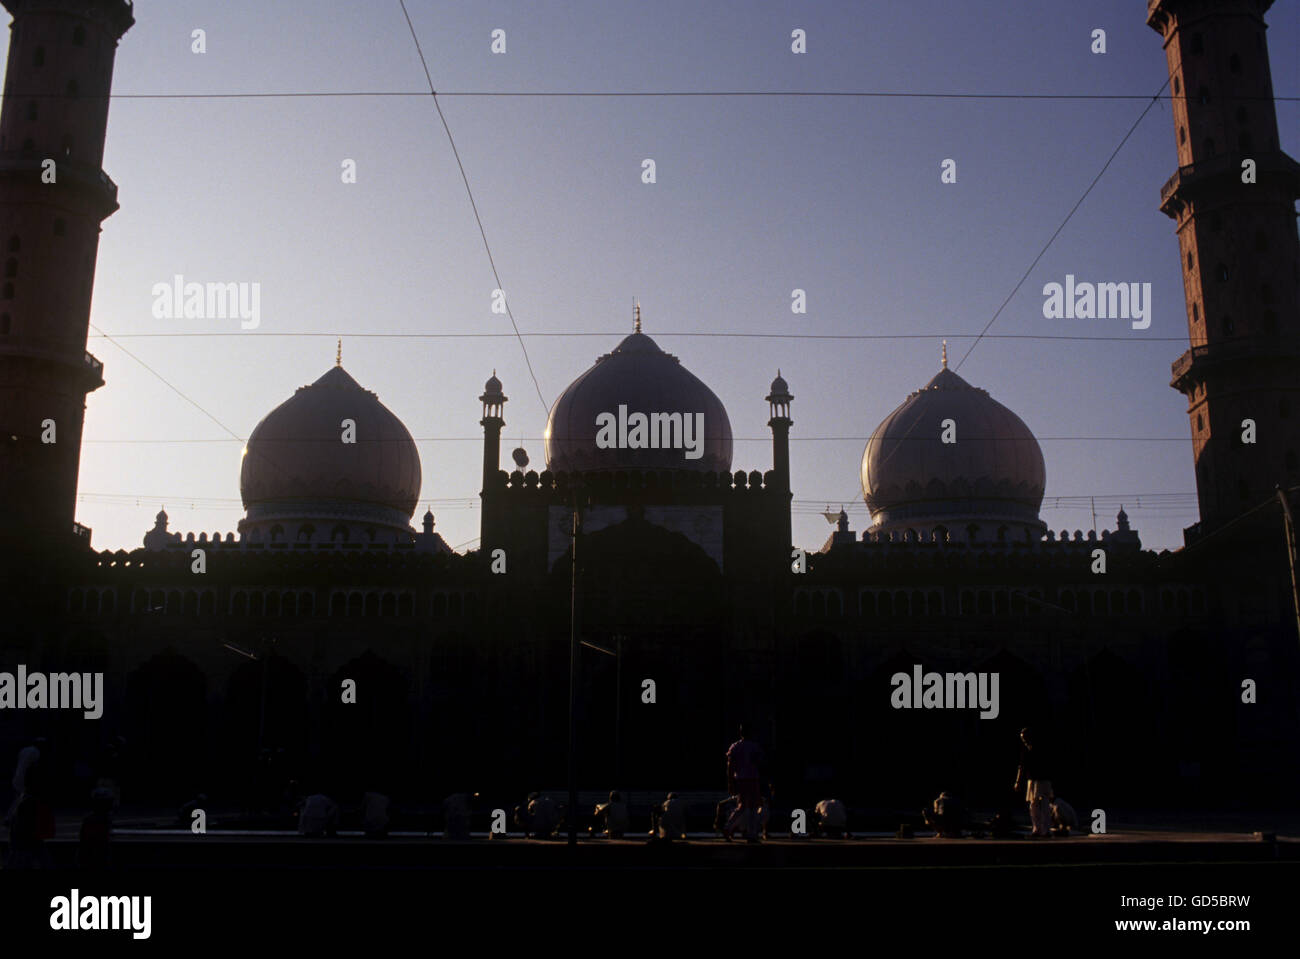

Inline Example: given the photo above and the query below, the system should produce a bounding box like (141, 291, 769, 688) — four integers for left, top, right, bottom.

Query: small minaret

(479, 370, 506, 489)
(1147, 0, 1300, 536)
(766, 370, 794, 547)
(0, 0, 134, 548)
(479, 371, 506, 548)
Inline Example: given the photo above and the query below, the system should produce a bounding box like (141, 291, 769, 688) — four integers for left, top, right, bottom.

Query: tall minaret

(1147, 0, 1300, 538)
(766, 370, 793, 548)
(0, 0, 134, 549)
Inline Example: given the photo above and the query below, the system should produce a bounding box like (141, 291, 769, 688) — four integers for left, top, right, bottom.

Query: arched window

(269, 524, 284, 543)
(1179, 126, 1187, 145)
(296, 524, 314, 542)
(1196, 413, 1203, 431)
(1186, 251, 1194, 270)
(330, 524, 348, 543)
(1173, 76, 1181, 94)
(1191, 302, 1198, 323)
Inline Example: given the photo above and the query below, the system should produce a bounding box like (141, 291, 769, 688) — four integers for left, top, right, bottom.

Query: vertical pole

(1276, 486, 1300, 646)
(257, 639, 268, 755)
(615, 634, 623, 787)
(567, 499, 580, 846)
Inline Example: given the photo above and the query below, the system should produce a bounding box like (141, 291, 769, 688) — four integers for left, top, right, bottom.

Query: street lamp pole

(614, 633, 624, 787)
(567, 497, 581, 846)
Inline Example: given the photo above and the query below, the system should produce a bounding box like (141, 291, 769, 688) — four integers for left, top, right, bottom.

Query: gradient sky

(13, 0, 1297, 553)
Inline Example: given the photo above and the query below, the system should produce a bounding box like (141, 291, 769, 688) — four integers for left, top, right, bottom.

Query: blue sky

(17, 0, 1296, 552)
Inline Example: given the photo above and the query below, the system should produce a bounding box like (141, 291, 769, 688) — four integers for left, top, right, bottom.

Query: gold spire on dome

(941, 339, 948, 369)
(634, 299, 641, 334)
(336, 338, 342, 367)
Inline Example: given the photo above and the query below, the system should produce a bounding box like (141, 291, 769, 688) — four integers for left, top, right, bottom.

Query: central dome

(861, 365, 1045, 538)
(545, 330, 732, 474)
(238, 365, 421, 542)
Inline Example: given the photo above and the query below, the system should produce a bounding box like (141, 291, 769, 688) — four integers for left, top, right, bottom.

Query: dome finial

(634, 298, 642, 334)
(941, 339, 948, 369)
(336, 338, 342, 367)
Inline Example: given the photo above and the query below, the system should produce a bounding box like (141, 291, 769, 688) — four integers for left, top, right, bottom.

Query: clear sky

(15, 0, 1297, 553)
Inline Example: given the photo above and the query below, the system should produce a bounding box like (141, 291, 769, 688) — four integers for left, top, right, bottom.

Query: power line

(397, 0, 549, 417)
(79, 434, 1204, 444)
(952, 76, 1172, 372)
(7, 90, 1295, 101)
(86, 331, 1192, 342)
(88, 325, 245, 442)
(837, 76, 1173, 510)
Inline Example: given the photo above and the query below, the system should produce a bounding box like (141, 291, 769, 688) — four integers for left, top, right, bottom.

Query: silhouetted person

(7, 735, 45, 825)
(922, 790, 965, 838)
(179, 792, 208, 826)
(6, 755, 53, 869)
(1051, 797, 1078, 837)
(593, 790, 628, 838)
(652, 792, 687, 840)
(363, 790, 390, 839)
(298, 791, 339, 837)
(1014, 727, 1054, 838)
(525, 792, 558, 839)
(443, 792, 476, 840)
(815, 797, 849, 838)
(78, 785, 115, 869)
(724, 723, 764, 842)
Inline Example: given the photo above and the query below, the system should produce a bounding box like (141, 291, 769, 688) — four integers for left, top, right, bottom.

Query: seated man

(814, 798, 849, 838)
(1050, 796, 1078, 836)
(654, 792, 687, 840)
(593, 790, 629, 838)
(442, 792, 475, 840)
(298, 793, 339, 838)
(527, 792, 558, 839)
(922, 790, 965, 838)
(362, 791, 390, 839)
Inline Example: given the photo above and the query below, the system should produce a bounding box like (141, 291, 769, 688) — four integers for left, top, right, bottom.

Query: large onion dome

(861, 362, 1045, 540)
(238, 365, 421, 543)
(544, 326, 732, 474)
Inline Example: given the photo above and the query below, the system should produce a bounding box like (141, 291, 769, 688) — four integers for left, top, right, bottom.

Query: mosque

(0, 0, 1297, 812)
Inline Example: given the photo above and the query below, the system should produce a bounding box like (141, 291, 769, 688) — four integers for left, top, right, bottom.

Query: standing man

(1014, 727, 1053, 838)
(724, 723, 764, 843)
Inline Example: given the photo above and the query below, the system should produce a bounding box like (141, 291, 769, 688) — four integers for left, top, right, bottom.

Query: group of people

(922, 727, 1079, 839)
(6, 724, 1086, 858)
